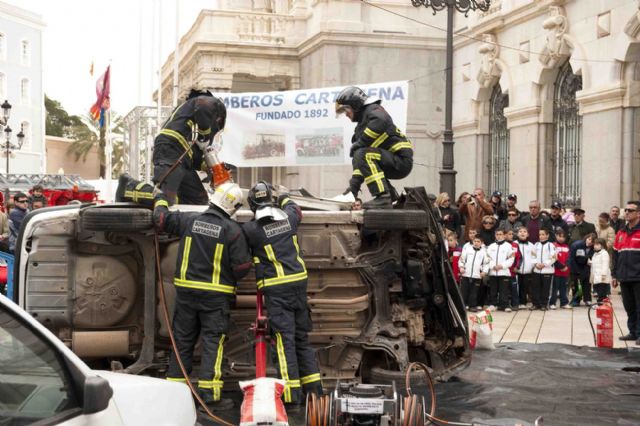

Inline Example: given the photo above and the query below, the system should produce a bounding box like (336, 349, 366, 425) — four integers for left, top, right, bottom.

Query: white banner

(214, 81, 409, 167)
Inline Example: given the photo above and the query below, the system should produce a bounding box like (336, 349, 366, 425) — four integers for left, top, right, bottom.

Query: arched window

(488, 84, 510, 195)
(552, 62, 583, 207)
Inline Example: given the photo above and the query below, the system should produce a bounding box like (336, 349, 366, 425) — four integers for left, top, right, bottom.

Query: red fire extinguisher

(590, 298, 614, 348)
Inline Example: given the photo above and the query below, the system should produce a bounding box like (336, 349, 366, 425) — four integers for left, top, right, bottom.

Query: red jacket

(613, 223, 640, 282)
(509, 241, 520, 277)
(449, 245, 462, 283)
(553, 242, 570, 277)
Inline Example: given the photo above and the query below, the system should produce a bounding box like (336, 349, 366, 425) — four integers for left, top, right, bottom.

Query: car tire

(363, 209, 429, 230)
(81, 207, 153, 231)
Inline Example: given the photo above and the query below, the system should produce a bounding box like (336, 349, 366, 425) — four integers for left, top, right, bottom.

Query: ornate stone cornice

(576, 84, 626, 115)
(503, 105, 541, 128)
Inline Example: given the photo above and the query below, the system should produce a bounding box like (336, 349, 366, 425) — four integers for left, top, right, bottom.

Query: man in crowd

(335, 86, 413, 209)
(9, 192, 29, 253)
(490, 191, 507, 222)
(505, 194, 522, 219)
(613, 201, 640, 345)
(569, 208, 597, 244)
(30, 184, 47, 209)
(596, 212, 616, 250)
(459, 188, 493, 242)
(520, 200, 553, 244)
(610, 206, 625, 233)
(498, 207, 523, 233)
(549, 201, 570, 237)
(153, 182, 252, 411)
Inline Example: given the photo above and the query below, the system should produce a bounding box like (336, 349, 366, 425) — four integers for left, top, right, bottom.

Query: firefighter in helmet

(117, 88, 227, 206)
(242, 182, 322, 407)
(153, 182, 252, 411)
(336, 86, 413, 209)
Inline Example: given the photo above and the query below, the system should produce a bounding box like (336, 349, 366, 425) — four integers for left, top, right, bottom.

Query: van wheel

(81, 207, 153, 232)
(363, 209, 429, 230)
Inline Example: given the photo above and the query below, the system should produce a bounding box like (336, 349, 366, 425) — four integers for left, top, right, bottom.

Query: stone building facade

(452, 0, 640, 216)
(157, 0, 448, 198)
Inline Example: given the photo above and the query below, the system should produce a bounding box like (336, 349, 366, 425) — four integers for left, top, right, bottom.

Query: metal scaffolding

(122, 106, 172, 181)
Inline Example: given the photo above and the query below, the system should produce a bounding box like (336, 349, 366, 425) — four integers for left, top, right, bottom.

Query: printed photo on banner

(212, 81, 409, 168)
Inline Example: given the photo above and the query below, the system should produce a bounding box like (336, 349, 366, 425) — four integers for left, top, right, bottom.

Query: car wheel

(363, 210, 429, 230)
(81, 207, 153, 231)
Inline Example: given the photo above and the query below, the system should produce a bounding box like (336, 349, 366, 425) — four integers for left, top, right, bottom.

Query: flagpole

(105, 108, 113, 202)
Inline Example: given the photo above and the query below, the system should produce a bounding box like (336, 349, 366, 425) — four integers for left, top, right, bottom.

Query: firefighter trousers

(153, 142, 208, 205)
(349, 147, 412, 197)
(166, 288, 232, 403)
(264, 281, 322, 404)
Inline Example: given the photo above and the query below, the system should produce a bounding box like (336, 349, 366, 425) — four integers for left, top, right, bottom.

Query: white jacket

(590, 249, 612, 284)
(458, 245, 488, 279)
(484, 241, 515, 277)
(516, 240, 536, 274)
(533, 241, 557, 274)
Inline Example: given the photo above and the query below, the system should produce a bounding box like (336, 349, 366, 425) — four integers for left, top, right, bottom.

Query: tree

(45, 95, 78, 138)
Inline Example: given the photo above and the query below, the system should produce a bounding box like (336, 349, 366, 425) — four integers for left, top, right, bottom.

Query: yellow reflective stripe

(365, 152, 384, 192)
(124, 190, 154, 201)
(259, 271, 308, 288)
(253, 256, 260, 264)
(198, 379, 214, 388)
(352, 169, 363, 177)
(160, 129, 193, 159)
(292, 235, 306, 273)
(396, 127, 406, 137)
(364, 172, 385, 184)
(363, 127, 380, 139)
(275, 332, 291, 402)
(212, 244, 223, 285)
(213, 334, 225, 400)
(279, 197, 291, 208)
(287, 380, 301, 388)
(265, 244, 284, 277)
(167, 377, 187, 383)
(135, 182, 146, 191)
(371, 132, 388, 148)
(180, 237, 192, 281)
(186, 119, 194, 128)
(300, 373, 321, 385)
(154, 199, 169, 209)
(389, 141, 413, 152)
(199, 127, 212, 136)
(173, 278, 236, 294)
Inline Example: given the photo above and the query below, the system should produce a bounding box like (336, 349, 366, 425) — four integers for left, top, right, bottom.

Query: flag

(89, 65, 110, 127)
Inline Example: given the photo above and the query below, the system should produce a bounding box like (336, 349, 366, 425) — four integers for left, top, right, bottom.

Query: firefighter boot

(115, 174, 155, 207)
(363, 192, 392, 209)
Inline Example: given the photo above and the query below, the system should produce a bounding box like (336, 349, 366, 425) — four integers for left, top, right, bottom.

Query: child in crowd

(463, 228, 488, 306)
(458, 235, 488, 311)
(484, 228, 515, 312)
(532, 229, 557, 310)
(505, 229, 521, 311)
(550, 229, 571, 309)
(515, 227, 536, 309)
(447, 231, 462, 284)
(590, 238, 612, 303)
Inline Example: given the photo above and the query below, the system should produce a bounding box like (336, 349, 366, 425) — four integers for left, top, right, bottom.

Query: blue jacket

(568, 239, 593, 280)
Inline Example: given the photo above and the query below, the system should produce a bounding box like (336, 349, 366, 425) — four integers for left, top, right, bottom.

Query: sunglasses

(625, 208, 638, 213)
(483, 221, 495, 225)
(16, 199, 27, 203)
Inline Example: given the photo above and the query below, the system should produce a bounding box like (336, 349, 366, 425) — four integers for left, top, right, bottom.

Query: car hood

(96, 370, 196, 426)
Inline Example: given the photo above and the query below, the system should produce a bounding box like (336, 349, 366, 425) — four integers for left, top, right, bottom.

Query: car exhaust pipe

(72, 330, 130, 357)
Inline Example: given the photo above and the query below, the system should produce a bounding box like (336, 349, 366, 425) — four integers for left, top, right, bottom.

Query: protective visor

(335, 103, 352, 118)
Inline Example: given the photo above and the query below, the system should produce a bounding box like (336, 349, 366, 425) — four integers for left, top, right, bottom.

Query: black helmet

(335, 86, 368, 115)
(248, 181, 274, 212)
(194, 95, 227, 137)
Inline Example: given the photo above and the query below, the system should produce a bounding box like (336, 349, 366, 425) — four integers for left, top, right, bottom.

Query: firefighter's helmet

(335, 86, 380, 117)
(209, 182, 244, 216)
(248, 181, 274, 212)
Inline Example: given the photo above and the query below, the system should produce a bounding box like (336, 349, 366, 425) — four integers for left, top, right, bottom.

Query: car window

(0, 307, 80, 424)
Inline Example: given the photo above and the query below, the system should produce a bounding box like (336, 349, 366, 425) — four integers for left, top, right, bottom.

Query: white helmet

(209, 182, 244, 216)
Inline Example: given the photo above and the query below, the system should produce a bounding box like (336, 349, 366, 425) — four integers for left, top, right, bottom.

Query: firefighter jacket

(516, 240, 536, 274)
(590, 249, 612, 284)
(154, 95, 221, 169)
(153, 195, 252, 294)
(458, 245, 487, 279)
(242, 196, 307, 290)
(351, 103, 413, 158)
(484, 240, 515, 277)
(612, 223, 640, 282)
(533, 241, 557, 275)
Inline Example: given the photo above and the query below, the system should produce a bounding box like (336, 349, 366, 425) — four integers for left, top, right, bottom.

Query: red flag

(89, 65, 110, 122)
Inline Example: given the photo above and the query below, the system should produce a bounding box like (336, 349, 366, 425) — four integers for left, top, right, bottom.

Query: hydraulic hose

(588, 304, 598, 346)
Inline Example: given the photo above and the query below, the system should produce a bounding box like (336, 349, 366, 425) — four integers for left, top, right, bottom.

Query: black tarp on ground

(200, 343, 640, 425)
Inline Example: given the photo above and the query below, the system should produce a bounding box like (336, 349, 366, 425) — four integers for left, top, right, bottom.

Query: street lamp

(0, 100, 25, 208)
(412, 0, 491, 198)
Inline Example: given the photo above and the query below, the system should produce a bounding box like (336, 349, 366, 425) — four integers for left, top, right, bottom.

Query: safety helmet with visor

(209, 182, 244, 217)
(335, 86, 380, 119)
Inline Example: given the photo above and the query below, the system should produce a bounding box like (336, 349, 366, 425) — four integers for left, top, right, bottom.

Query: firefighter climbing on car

(335, 86, 413, 209)
(116, 88, 228, 206)
(153, 182, 252, 412)
(242, 181, 323, 409)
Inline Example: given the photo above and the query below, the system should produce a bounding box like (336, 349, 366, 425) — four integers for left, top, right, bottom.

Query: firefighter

(116, 88, 227, 206)
(242, 181, 322, 407)
(153, 181, 252, 411)
(336, 86, 413, 209)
